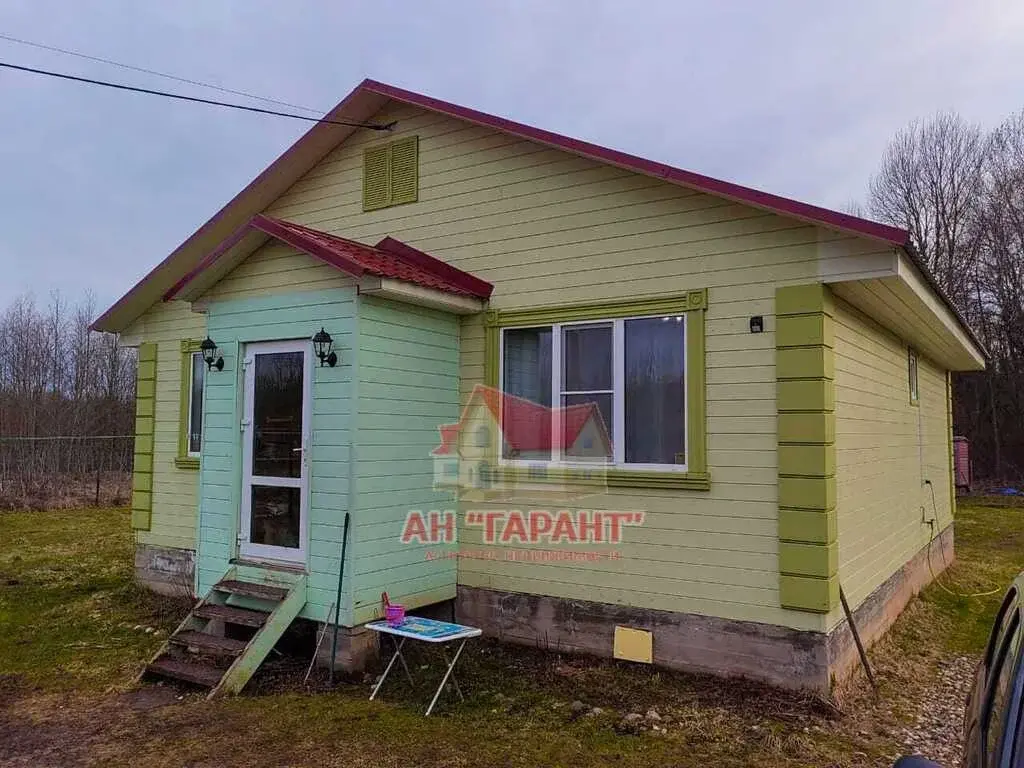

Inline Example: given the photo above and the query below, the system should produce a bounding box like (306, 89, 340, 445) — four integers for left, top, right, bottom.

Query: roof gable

(94, 77, 915, 334)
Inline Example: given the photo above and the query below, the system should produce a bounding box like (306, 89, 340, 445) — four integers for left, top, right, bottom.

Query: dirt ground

(1, 498, 1021, 767)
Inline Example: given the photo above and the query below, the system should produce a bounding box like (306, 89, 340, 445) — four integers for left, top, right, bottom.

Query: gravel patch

(899, 655, 977, 767)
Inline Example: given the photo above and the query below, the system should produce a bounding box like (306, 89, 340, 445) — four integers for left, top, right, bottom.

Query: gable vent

(362, 136, 418, 212)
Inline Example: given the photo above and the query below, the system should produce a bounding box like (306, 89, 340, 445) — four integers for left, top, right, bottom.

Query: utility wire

(0, 31, 322, 114)
(0, 61, 395, 131)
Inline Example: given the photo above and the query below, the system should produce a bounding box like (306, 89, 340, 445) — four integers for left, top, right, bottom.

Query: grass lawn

(1, 498, 1022, 767)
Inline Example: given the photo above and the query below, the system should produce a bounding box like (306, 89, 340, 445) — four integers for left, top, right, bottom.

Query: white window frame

(498, 313, 689, 473)
(186, 350, 203, 458)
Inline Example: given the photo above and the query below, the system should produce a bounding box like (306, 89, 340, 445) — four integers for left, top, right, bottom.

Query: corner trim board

(775, 284, 838, 613)
(132, 342, 158, 530)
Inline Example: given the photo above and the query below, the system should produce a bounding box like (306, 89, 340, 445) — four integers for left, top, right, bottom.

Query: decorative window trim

(908, 347, 920, 406)
(483, 291, 708, 491)
(175, 339, 203, 470)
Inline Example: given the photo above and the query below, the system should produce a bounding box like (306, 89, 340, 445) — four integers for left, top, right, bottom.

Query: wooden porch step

(214, 579, 289, 602)
(147, 657, 224, 688)
(170, 630, 248, 656)
(194, 603, 269, 628)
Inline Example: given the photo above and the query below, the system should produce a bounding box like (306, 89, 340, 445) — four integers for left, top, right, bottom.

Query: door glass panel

(188, 352, 204, 454)
(252, 351, 304, 478)
(250, 485, 301, 549)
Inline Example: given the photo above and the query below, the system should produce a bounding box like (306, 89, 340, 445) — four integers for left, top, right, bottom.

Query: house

(93, 78, 985, 692)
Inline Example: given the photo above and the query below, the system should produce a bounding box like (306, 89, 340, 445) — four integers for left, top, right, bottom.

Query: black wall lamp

(312, 327, 338, 367)
(200, 337, 224, 371)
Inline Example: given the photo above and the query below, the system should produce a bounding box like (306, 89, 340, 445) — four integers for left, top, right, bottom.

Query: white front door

(239, 340, 312, 565)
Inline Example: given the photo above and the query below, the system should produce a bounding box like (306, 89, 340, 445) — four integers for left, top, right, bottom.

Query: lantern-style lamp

(200, 337, 224, 371)
(312, 327, 338, 367)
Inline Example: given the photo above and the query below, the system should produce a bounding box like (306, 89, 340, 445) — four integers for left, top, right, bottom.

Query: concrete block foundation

(315, 624, 379, 674)
(134, 543, 195, 598)
(456, 524, 955, 692)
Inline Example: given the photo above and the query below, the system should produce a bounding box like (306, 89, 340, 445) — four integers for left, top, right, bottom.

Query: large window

(500, 314, 687, 469)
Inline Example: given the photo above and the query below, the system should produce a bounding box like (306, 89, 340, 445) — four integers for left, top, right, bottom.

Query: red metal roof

(166, 215, 493, 301)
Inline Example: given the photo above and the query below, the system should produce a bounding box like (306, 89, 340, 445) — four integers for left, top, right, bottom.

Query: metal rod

(305, 602, 335, 685)
(426, 639, 468, 716)
(839, 584, 877, 692)
(328, 512, 350, 686)
(370, 637, 406, 700)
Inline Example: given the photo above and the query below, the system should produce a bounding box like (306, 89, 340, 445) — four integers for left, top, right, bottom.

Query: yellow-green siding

(831, 297, 953, 627)
(258, 99, 896, 632)
(123, 300, 206, 551)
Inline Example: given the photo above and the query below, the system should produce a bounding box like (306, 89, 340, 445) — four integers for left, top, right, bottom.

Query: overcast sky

(1, 0, 1022, 313)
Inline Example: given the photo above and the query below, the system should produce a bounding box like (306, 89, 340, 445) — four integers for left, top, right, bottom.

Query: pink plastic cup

(385, 604, 405, 627)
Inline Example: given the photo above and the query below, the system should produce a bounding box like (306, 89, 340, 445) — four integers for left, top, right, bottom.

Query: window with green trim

(362, 136, 418, 211)
(502, 316, 687, 469)
(485, 292, 709, 488)
(176, 340, 204, 468)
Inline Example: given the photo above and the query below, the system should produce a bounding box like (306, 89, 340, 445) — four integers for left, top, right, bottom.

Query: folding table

(366, 617, 482, 716)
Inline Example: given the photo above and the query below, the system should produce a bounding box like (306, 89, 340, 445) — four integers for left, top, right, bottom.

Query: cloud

(0, 0, 1021, 310)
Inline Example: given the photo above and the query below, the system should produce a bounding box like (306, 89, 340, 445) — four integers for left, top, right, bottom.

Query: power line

(0, 31, 322, 114)
(0, 61, 395, 131)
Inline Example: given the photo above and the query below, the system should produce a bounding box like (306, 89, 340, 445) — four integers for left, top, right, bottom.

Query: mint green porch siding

(353, 297, 459, 624)
(196, 288, 357, 625)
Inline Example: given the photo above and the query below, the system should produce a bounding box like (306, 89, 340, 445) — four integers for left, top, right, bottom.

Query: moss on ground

(1, 498, 1022, 766)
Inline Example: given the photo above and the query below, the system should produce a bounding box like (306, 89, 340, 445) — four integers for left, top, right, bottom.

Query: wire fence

(0, 435, 134, 510)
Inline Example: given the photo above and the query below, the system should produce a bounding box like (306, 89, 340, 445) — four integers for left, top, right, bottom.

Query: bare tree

(0, 292, 136, 508)
(866, 110, 1024, 484)
(868, 112, 986, 316)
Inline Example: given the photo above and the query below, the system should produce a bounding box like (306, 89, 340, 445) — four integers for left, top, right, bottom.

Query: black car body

(962, 579, 1024, 768)
(897, 576, 1024, 768)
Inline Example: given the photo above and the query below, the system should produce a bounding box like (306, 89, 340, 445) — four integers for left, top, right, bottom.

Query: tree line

(0, 293, 135, 507)
(865, 110, 1024, 484)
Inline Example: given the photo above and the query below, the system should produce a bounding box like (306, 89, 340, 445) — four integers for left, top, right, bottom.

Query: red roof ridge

(166, 215, 493, 301)
(359, 78, 910, 247)
(94, 77, 922, 334)
(375, 236, 494, 298)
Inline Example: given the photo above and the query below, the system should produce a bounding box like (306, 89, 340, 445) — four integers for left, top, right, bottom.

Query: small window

(908, 347, 919, 404)
(177, 341, 205, 467)
(362, 136, 418, 211)
(187, 352, 204, 455)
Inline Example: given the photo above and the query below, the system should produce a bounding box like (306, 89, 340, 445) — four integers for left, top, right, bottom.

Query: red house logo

(431, 385, 612, 500)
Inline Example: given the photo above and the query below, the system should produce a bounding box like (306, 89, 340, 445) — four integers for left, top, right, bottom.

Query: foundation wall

(457, 524, 954, 691)
(134, 543, 196, 598)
